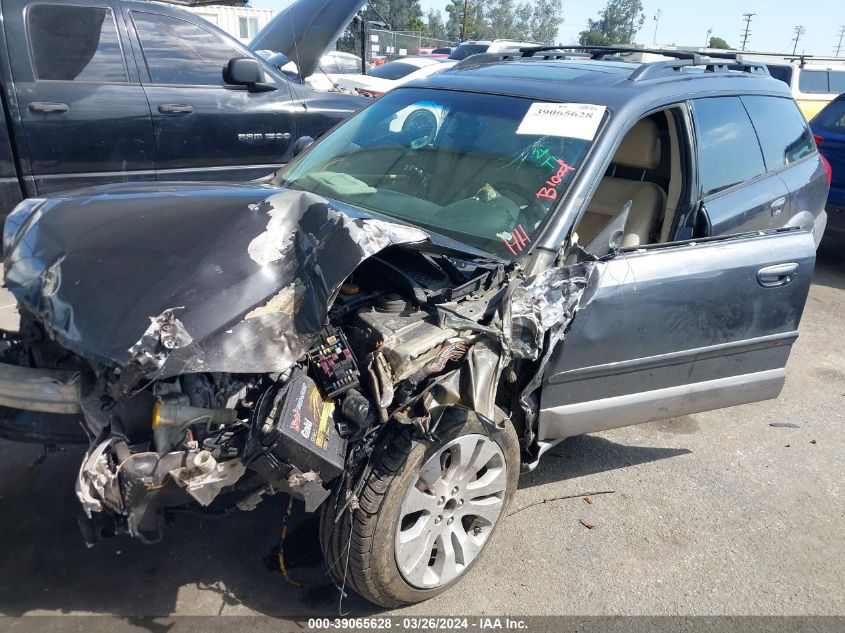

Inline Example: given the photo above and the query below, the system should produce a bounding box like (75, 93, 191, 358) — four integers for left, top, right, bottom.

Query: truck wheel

(320, 413, 520, 607)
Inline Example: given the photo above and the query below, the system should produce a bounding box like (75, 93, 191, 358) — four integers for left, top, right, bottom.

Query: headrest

(613, 118, 661, 170)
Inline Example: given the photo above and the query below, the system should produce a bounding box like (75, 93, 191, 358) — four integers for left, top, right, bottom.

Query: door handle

(29, 101, 69, 113)
(757, 263, 798, 288)
(770, 196, 786, 217)
(158, 104, 193, 114)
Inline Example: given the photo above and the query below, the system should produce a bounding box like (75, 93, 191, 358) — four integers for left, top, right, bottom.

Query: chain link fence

(337, 21, 458, 71)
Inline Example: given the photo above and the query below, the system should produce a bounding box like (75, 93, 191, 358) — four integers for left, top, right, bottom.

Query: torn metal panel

(506, 262, 596, 452)
(4, 186, 428, 383)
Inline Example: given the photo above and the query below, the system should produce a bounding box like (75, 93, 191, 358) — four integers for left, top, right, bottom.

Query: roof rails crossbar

(519, 45, 728, 61)
(453, 50, 589, 68)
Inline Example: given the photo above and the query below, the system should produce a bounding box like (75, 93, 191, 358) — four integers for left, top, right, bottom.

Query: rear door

(4, 0, 155, 193)
(538, 229, 815, 439)
(741, 95, 828, 239)
(125, 8, 296, 182)
(691, 96, 790, 234)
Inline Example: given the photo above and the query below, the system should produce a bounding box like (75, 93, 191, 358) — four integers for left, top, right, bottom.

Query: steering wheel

(401, 108, 438, 149)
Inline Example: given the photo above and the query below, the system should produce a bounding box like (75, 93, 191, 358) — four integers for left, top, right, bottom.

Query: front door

(125, 8, 296, 182)
(538, 229, 816, 439)
(5, 0, 155, 194)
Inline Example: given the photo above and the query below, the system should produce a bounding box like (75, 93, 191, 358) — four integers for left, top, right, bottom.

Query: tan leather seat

(579, 119, 667, 247)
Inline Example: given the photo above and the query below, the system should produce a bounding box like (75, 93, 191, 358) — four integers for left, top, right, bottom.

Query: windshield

(275, 88, 604, 258)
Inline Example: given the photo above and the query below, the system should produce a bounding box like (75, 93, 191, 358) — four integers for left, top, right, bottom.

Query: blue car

(811, 94, 845, 232)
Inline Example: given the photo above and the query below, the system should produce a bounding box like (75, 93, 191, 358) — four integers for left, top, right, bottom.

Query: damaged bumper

(0, 362, 81, 414)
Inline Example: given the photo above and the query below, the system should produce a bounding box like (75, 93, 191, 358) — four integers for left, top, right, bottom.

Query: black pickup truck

(0, 0, 366, 217)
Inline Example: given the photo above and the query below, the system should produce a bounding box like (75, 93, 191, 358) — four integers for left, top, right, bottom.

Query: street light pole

(461, 0, 468, 41)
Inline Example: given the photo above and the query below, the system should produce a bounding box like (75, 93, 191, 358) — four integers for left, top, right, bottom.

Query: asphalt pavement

(0, 233, 842, 620)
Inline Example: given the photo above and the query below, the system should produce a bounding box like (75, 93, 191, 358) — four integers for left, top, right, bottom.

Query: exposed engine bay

(3, 247, 509, 544)
(0, 188, 593, 546)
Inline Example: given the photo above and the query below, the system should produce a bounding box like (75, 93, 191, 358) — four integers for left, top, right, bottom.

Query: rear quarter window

(742, 96, 815, 169)
(766, 65, 793, 86)
(691, 97, 766, 196)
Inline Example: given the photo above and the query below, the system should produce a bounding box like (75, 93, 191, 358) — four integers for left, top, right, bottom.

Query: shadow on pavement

(518, 434, 692, 490)
(0, 430, 691, 618)
(814, 231, 845, 291)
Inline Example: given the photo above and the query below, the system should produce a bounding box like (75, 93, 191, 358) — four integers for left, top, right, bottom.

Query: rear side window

(692, 97, 766, 196)
(132, 11, 242, 85)
(799, 70, 830, 94)
(813, 99, 845, 133)
(742, 96, 815, 169)
(27, 4, 127, 82)
(766, 65, 793, 86)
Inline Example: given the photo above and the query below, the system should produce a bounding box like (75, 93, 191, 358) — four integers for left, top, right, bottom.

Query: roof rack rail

(519, 45, 728, 60)
(453, 50, 589, 68)
(519, 45, 769, 80)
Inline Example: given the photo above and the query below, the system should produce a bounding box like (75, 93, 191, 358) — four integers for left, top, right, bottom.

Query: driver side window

(574, 106, 690, 250)
(132, 11, 244, 86)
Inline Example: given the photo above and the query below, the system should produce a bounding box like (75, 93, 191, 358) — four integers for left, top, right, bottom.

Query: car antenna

(287, 6, 308, 110)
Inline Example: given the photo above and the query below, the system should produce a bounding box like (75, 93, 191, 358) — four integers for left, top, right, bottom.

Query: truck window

(131, 11, 243, 86)
(691, 97, 766, 196)
(798, 70, 829, 94)
(27, 5, 127, 82)
(741, 96, 815, 170)
(830, 70, 845, 94)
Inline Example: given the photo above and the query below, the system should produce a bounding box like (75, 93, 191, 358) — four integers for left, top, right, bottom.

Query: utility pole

(836, 25, 845, 57)
(705, 27, 712, 48)
(740, 12, 755, 51)
(653, 9, 662, 45)
(461, 0, 468, 41)
(791, 25, 806, 56)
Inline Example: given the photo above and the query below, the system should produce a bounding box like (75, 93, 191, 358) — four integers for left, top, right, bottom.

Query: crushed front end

(0, 186, 591, 546)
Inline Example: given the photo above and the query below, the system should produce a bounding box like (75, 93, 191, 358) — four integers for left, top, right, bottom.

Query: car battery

(306, 325, 360, 398)
(245, 370, 346, 484)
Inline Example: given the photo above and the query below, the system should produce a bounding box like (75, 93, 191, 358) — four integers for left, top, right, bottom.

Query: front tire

(320, 413, 520, 607)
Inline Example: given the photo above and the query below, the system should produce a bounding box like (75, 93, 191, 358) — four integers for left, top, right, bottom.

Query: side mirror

(293, 136, 315, 157)
(583, 200, 632, 257)
(224, 57, 274, 91)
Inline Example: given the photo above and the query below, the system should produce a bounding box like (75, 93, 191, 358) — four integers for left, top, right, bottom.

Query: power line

(836, 25, 845, 57)
(791, 25, 806, 56)
(740, 13, 755, 51)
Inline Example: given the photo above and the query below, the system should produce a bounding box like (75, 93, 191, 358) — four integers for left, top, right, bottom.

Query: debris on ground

(583, 497, 592, 504)
(769, 422, 800, 428)
(579, 518, 594, 529)
(507, 490, 614, 517)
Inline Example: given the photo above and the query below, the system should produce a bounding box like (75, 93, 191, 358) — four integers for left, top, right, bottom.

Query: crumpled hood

(4, 183, 428, 377)
(250, 0, 363, 81)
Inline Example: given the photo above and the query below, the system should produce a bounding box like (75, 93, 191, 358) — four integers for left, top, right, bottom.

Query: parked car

(331, 58, 457, 97)
(0, 47, 829, 608)
(810, 93, 845, 232)
(260, 50, 367, 92)
(0, 0, 367, 219)
(448, 39, 537, 60)
(764, 61, 845, 120)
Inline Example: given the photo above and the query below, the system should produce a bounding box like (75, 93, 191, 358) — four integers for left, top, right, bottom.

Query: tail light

(355, 88, 384, 98)
(820, 153, 832, 187)
(813, 134, 824, 148)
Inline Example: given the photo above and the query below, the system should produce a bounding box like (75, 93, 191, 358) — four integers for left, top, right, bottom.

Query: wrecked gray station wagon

(0, 48, 829, 606)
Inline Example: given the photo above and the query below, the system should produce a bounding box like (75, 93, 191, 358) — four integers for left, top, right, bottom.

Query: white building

(182, 4, 279, 43)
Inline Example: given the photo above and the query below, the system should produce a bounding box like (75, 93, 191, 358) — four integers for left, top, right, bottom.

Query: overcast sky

(251, 0, 845, 55)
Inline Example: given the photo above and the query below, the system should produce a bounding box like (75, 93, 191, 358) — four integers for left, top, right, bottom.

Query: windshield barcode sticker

(516, 102, 606, 140)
